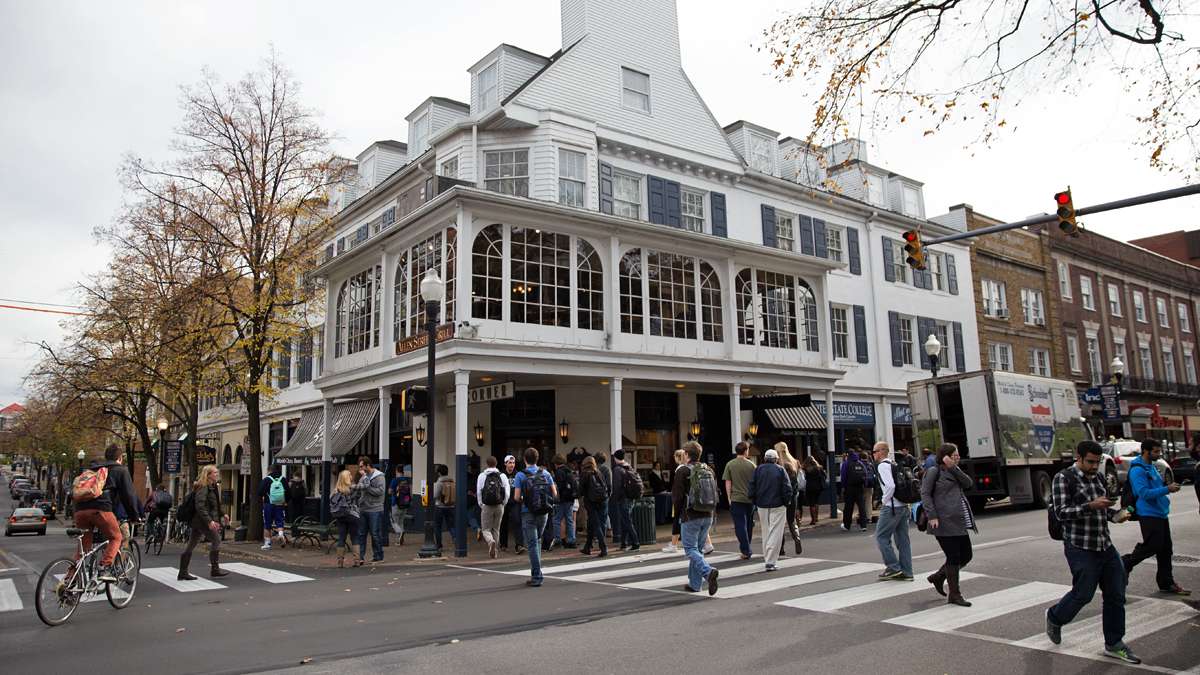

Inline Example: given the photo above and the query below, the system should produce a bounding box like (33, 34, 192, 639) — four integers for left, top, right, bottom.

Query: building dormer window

(867, 174, 885, 206)
(411, 113, 429, 153)
(479, 62, 498, 110)
(749, 134, 774, 174)
(621, 67, 650, 113)
(902, 185, 921, 217)
(439, 157, 458, 179)
(680, 189, 705, 232)
(558, 148, 587, 207)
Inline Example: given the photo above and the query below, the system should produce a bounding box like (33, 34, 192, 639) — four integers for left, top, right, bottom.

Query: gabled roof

(0, 403, 25, 415)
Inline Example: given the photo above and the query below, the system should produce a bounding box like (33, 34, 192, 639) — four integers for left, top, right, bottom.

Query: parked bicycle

(144, 514, 167, 556)
(35, 525, 140, 626)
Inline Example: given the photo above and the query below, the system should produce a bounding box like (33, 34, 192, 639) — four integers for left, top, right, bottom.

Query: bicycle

(35, 525, 141, 626)
(144, 514, 167, 556)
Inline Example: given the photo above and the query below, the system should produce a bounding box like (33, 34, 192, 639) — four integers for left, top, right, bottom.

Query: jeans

(390, 505, 408, 537)
(357, 511, 384, 561)
(618, 500, 638, 548)
(1049, 543, 1127, 648)
(760, 506, 787, 567)
(435, 507, 456, 552)
(74, 509, 122, 566)
(875, 504, 913, 576)
(583, 501, 608, 554)
(522, 511, 549, 583)
(729, 502, 755, 556)
(842, 487, 868, 529)
(552, 502, 576, 545)
(1125, 516, 1176, 590)
(681, 516, 714, 591)
(335, 515, 359, 552)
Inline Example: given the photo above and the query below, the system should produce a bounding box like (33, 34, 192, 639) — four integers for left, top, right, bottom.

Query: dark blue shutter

(917, 317, 935, 371)
(953, 321, 965, 372)
(799, 215, 814, 255)
(847, 227, 861, 275)
(598, 162, 614, 215)
(664, 180, 681, 228)
(882, 237, 895, 282)
(647, 176, 666, 224)
(888, 311, 902, 366)
(853, 305, 868, 364)
(760, 205, 777, 248)
(946, 253, 959, 295)
(813, 219, 828, 258)
(710, 192, 727, 237)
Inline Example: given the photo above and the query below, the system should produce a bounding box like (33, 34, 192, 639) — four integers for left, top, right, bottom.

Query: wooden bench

(291, 516, 335, 553)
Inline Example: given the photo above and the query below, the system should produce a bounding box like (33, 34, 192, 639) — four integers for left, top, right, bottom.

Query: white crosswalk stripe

(0, 578, 22, 612)
(221, 563, 313, 584)
(621, 556, 825, 591)
(1012, 597, 1197, 655)
(777, 570, 985, 612)
(140, 567, 227, 592)
(717, 561, 881, 599)
(883, 581, 1068, 631)
(552, 554, 740, 583)
(54, 574, 130, 604)
(539, 550, 685, 575)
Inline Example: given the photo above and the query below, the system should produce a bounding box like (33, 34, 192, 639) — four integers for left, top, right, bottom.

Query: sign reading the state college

(396, 323, 456, 355)
(814, 401, 876, 426)
(446, 381, 515, 407)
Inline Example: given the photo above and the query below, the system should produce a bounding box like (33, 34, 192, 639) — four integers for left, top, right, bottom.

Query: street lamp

(1110, 357, 1126, 438)
(689, 420, 701, 440)
(157, 417, 169, 480)
(418, 268, 445, 559)
(925, 334, 943, 378)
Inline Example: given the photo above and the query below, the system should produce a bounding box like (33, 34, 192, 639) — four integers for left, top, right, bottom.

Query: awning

(274, 400, 379, 465)
(765, 406, 828, 432)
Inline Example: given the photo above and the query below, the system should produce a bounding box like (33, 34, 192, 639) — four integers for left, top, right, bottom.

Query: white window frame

(928, 252, 945, 291)
(982, 279, 1007, 317)
(1067, 335, 1081, 373)
(1107, 283, 1122, 317)
(1184, 348, 1198, 385)
(439, 156, 459, 179)
(1179, 303, 1191, 333)
(1021, 288, 1045, 325)
(1080, 276, 1095, 311)
(1029, 348, 1051, 377)
(830, 305, 850, 361)
(775, 212, 795, 252)
(1163, 348, 1177, 383)
(478, 61, 499, 110)
(902, 185, 921, 217)
(749, 133, 774, 174)
(681, 188, 706, 233)
(621, 67, 650, 113)
(1156, 297, 1170, 329)
(557, 148, 587, 208)
(1058, 261, 1072, 300)
(890, 240, 909, 285)
(612, 170, 642, 219)
(483, 148, 530, 197)
(826, 225, 844, 263)
(1133, 291, 1147, 322)
(1139, 345, 1155, 379)
(867, 174, 885, 206)
(1086, 335, 1102, 386)
(935, 322, 953, 372)
(989, 342, 1013, 372)
(411, 112, 429, 153)
(898, 316, 914, 366)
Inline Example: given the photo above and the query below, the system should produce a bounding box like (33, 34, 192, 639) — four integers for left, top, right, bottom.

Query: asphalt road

(3, 483, 1200, 675)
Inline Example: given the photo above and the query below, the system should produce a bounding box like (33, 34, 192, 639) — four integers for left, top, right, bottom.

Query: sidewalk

(220, 506, 859, 570)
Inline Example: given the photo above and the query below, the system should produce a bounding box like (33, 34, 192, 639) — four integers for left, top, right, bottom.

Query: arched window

(698, 261, 722, 342)
(343, 266, 378, 355)
(371, 265, 382, 347)
(472, 225, 502, 321)
(757, 270, 797, 349)
(334, 281, 348, 357)
(577, 239, 603, 330)
(408, 231, 443, 334)
(647, 251, 696, 339)
(735, 269, 754, 345)
(445, 227, 457, 324)
(797, 280, 819, 352)
(510, 227, 570, 327)
(222, 444, 233, 465)
(393, 251, 408, 340)
(620, 249, 643, 334)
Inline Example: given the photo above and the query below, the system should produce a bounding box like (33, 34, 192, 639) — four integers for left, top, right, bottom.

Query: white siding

(725, 127, 746, 160)
(375, 146, 407, 182)
(778, 140, 824, 187)
(431, 101, 469, 136)
(827, 165, 868, 203)
(501, 50, 545, 101)
(561, 0, 589, 49)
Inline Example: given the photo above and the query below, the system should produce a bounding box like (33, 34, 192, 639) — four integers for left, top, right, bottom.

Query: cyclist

(73, 446, 140, 583)
(144, 484, 172, 542)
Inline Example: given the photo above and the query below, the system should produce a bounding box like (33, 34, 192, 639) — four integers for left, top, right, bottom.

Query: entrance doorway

(491, 390, 556, 462)
(696, 394, 731, 466)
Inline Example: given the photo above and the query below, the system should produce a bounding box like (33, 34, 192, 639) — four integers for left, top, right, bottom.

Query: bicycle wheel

(35, 558, 83, 626)
(107, 541, 139, 609)
(153, 527, 164, 555)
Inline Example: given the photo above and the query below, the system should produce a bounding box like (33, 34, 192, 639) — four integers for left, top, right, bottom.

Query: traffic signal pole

(922, 184, 1200, 247)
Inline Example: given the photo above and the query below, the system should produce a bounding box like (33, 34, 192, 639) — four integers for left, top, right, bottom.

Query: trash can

(234, 525, 248, 542)
(632, 497, 656, 545)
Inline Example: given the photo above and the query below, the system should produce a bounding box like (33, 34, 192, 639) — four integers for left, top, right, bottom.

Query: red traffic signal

(1054, 189, 1078, 236)
(1055, 191, 1071, 206)
(902, 229, 926, 270)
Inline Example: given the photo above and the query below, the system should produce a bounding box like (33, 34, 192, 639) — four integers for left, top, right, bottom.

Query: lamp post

(418, 269, 445, 559)
(1111, 356, 1127, 438)
(925, 334, 942, 378)
(157, 417, 169, 483)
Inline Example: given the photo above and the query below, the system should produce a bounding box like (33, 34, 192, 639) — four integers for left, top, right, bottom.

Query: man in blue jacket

(747, 448, 793, 572)
(1121, 439, 1190, 595)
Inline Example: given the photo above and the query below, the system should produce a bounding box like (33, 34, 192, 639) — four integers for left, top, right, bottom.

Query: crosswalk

(481, 550, 1200, 671)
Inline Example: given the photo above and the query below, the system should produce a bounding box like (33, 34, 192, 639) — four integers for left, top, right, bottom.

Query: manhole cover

(1172, 554, 1200, 568)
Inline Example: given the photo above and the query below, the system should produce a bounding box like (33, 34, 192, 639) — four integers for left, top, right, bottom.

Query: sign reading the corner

(446, 381, 515, 408)
(396, 323, 456, 355)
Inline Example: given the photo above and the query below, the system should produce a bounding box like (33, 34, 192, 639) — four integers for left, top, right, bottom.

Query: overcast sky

(0, 0, 1194, 405)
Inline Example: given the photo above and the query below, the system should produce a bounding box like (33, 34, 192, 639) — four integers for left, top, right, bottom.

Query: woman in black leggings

(919, 443, 977, 607)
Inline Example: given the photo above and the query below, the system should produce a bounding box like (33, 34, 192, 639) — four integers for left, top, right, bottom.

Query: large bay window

(735, 267, 818, 351)
(510, 227, 570, 327)
(577, 240, 604, 330)
(471, 225, 503, 321)
(647, 252, 697, 339)
(620, 249, 643, 335)
(335, 265, 382, 357)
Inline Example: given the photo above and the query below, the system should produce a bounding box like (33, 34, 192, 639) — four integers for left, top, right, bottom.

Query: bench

(291, 516, 335, 554)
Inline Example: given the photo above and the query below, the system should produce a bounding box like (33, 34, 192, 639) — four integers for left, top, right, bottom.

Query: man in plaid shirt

(1045, 440, 1140, 665)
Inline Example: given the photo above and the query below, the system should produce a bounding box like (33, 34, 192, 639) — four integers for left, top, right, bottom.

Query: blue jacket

(1129, 456, 1170, 519)
(748, 462, 793, 509)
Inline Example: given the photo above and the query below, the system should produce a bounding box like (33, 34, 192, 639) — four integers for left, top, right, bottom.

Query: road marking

(221, 563, 312, 584)
(912, 536, 1039, 560)
(717, 562, 882, 599)
(885, 581, 1067, 631)
(1012, 597, 1197, 654)
(539, 550, 686, 575)
(0, 578, 21, 612)
(552, 554, 740, 583)
(141, 567, 226, 592)
(777, 570, 985, 612)
(621, 556, 825, 590)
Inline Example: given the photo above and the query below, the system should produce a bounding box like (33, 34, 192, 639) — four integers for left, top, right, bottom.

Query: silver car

(1104, 440, 1173, 486)
(5, 507, 47, 536)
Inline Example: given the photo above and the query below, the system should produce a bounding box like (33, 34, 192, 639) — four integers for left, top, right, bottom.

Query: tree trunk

(245, 390, 264, 541)
(137, 424, 161, 488)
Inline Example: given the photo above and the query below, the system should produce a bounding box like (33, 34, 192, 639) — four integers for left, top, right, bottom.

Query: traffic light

(902, 229, 926, 270)
(400, 386, 429, 414)
(1055, 189, 1078, 236)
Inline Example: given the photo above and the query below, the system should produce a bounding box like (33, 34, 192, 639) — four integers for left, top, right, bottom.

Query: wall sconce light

(474, 422, 485, 447)
(689, 419, 701, 439)
(747, 421, 759, 438)
(415, 424, 426, 447)
(559, 418, 570, 444)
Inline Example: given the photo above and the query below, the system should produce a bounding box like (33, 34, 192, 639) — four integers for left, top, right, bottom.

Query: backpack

(585, 472, 609, 504)
(846, 459, 867, 488)
(1119, 464, 1148, 522)
(621, 466, 644, 500)
(176, 490, 197, 523)
(438, 478, 456, 507)
(522, 469, 554, 515)
(71, 466, 108, 502)
(153, 490, 173, 510)
(1047, 468, 1077, 541)
(687, 463, 719, 513)
(268, 476, 287, 505)
(556, 466, 578, 502)
(396, 480, 412, 507)
(481, 472, 505, 506)
(885, 460, 921, 504)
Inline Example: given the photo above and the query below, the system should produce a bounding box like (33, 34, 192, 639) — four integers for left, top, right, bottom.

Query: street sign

(1099, 385, 1122, 421)
(446, 381, 515, 407)
(1082, 387, 1102, 404)
(239, 452, 251, 475)
(164, 440, 182, 474)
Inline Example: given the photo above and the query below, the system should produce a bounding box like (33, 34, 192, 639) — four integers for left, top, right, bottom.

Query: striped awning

(765, 406, 828, 432)
(275, 399, 379, 465)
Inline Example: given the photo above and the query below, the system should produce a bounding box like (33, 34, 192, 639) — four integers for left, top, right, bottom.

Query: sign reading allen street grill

(396, 323, 455, 355)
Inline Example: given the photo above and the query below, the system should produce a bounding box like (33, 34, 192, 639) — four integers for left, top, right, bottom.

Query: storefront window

(393, 251, 408, 340)
(698, 262, 722, 343)
(408, 231, 442, 334)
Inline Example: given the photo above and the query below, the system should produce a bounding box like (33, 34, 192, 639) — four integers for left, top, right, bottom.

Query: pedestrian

(548, 454, 578, 551)
(145, 483, 172, 539)
(673, 442, 720, 595)
(177, 464, 230, 580)
(595, 451, 612, 541)
(860, 440, 880, 520)
(476, 455, 510, 559)
(1045, 440, 1141, 665)
(775, 442, 805, 556)
(648, 461, 670, 494)
(330, 469, 362, 568)
(1190, 436, 1200, 512)
(873, 441, 913, 581)
(74, 445, 140, 582)
(499, 455, 521, 552)
(722, 441, 757, 560)
(578, 455, 610, 557)
(432, 464, 456, 554)
(840, 442, 871, 532)
(921, 447, 936, 471)
(356, 456, 386, 563)
(663, 448, 688, 553)
(1121, 438, 1190, 595)
(287, 471, 307, 524)
(260, 465, 289, 550)
(512, 447, 558, 587)
(803, 455, 825, 526)
(389, 465, 411, 541)
(747, 448, 793, 572)
(920, 443, 977, 607)
(612, 449, 643, 551)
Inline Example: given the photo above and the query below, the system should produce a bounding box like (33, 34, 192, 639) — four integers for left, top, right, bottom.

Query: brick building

(1129, 229, 1200, 267)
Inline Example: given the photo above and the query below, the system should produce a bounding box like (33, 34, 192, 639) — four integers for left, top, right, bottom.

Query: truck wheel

(1032, 471, 1052, 508)
(967, 495, 988, 514)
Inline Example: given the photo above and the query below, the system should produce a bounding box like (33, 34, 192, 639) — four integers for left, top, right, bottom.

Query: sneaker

(662, 544, 678, 553)
(706, 568, 720, 596)
(702, 546, 715, 555)
(1103, 644, 1141, 664)
(1045, 609, 1062, 645)
(878, 568, 899, 579)
(898, 574, 914, 581)
(765, 564, 777, 572)
(860, 527, 868, 532)
(97, 565, 118, 583)
(1160, 584, 1192, 596)
(261, 542, 272, 551)
(525, 579, 542, 588)
(879, 568, 904, 580)
(839, 524, 849, 532)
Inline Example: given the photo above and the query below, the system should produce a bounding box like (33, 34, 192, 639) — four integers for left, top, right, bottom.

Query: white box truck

(908, 369, 1096, 511)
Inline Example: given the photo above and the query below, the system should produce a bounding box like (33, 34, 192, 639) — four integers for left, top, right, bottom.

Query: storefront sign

(891, 404, 912, 425)
(239, 452, 251, 475)
(396, 323, 456, 355)
(1082, 387, 1103, 404)
(164, 441, 182, 474)
(195, 446, 216, 465)
(446, 381, 515, 407)
(814, 401, 876, 426)
(1099, 384, 1123, 421)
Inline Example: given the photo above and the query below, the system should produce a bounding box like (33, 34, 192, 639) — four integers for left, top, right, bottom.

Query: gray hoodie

(358, 469, 386, 513)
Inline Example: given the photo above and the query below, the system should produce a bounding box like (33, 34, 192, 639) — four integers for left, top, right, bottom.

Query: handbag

(915, 503, 928, 532)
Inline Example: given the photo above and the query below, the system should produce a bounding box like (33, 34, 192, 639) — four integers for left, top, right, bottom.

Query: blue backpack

(522, 469, 554, 515)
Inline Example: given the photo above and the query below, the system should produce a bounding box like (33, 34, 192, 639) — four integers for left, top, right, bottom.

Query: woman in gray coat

(920, 443, 977, 607)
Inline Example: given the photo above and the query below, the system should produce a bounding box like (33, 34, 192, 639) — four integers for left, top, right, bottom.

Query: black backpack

(176, 490, 197, 523)
(885, 461, 921, 504)
(621, 466, 644, 499)
(522, 469, 554, 515)
(556, 466, 578, 502)
(1119, 464, 1149, 522)
(1047, 468, 1077, 540)
(481, 472, 505, 506)
(585, 472, 609, 504)
(846, 459, 867, 488)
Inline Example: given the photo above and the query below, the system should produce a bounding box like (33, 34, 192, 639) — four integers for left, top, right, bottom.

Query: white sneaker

(702, 545, 715, 555)
(662, 544, 678, 553)
(261, 542, 272, 550)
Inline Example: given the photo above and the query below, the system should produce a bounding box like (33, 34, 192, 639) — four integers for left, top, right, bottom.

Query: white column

(606, 236, 620, 348)
(729, 383, 742, 449)
(378, 386, 391, 462)
(322, 400, 334, 463)
(455, 371, 470, 460)
(456, 206, 472, 322)
(380, 250, 394, 353)
(880, 395, 894, 450)
(724, 259, 738, 359)
(825, 390, 836, 455)
(609, 377, 623, 453)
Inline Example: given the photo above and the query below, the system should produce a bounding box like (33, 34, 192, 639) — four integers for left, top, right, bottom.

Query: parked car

(7, 474, 27, 490)
(1104, 440, 1174, 486)
(10, 479, 32, 497)
(19, 488, 45, 507)
(1168, 453, 1196, 484)
(5, 507, 48, 536)
(33, 500, 56, 519)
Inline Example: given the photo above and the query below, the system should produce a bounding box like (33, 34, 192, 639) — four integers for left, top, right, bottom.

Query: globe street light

(1110, 356, 1126, 438)
(157, 417, 169, 482)
(418, 269, 445, 559)
(925, 333, 943, 378)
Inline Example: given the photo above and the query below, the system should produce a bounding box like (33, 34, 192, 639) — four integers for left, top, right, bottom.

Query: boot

(927, 564, 947, 597)
(946, 565, 971, 607)
(809, 506, 818, 526)
(177, 552, 197, 581)
(209, 551, 229, 577)
(790, 523, 803, 555)
(336, 546, 345, 568)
